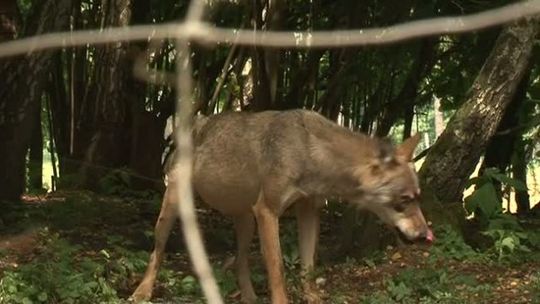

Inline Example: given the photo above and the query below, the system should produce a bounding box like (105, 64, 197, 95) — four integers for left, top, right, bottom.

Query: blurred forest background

(1, 0, 540, 303)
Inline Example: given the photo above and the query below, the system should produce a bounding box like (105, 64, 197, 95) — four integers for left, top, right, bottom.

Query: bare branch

(172, 0, 224, 303)
(0, 1, 538, 58)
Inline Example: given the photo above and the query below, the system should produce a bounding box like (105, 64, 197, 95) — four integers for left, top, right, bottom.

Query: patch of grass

(527, 271, 540, 303)
(0, 229, 123, 303)
(360, 267, 492, 304)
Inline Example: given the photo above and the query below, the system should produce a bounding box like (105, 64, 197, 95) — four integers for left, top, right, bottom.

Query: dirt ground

(1, 192, 539, 303)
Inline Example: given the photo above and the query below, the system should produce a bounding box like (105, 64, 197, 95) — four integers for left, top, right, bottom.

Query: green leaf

(491, 173, 528, 191)
(7, 284, 17, 293)
(464, 183, 501, 216)
(500, 237, 515, 251)
(99, 249, 111, 259)
(483, 167, 500, 179)
(465, 176, 483, 189)
(22, 297, 33, 304)
(37, 292, 48, 302)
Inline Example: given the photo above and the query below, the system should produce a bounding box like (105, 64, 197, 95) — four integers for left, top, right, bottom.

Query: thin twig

(173, 0, 224, 303)
(207, 43, 238, 114)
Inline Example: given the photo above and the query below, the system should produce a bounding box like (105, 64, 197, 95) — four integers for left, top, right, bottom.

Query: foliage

(530, 271, 540, 303)
(428, 225, 482, 262)
(482, 228, 531, 262)
(464, 167, 527, 222)
(360, 267, 491, 304)
(0, 229, 122, 304)
(98, 168, 160, 199)
(281, 221, 300, 270)
(461, 168, 540, 262)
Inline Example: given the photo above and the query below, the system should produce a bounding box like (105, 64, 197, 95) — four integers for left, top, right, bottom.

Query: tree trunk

(376, 38, 436, 137)
(0, 0, 70, 202)
(126, 0, 166, 190)
(249, 0, 270, 110)
(418, 18, 539, 204)
(283, 50, 323, 110)
(402, 103, 414, 141)
(48, 54, 70, 178)
(477, 70, 530, 198)
(28, 107, 43, 190)
(0, 0, 20, 41)
(512, 71, 537, 215)
(433, 97, 444, 137)
(78, 0, 133, 189)
(512, 140, 530, 214)
(264, 0, 285, 106)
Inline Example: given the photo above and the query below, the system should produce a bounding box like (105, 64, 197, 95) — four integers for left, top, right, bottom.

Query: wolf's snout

(416, 228, 435, 244)
(425, 228, 435, 243)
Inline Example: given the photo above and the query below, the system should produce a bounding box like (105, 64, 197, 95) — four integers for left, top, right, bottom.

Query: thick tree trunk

(0, 0, 70, 202)
(419, 18, 539, 204)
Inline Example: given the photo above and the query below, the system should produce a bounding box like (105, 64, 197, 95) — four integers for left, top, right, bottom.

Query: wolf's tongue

(425, 228, 435, 244)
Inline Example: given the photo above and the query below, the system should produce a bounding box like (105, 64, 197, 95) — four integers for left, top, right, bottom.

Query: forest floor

(1, 191, 539, 303)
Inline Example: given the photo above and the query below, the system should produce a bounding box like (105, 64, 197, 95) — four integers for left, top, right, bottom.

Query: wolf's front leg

(253, 192, 288, 304)
(295, 197, 323, 304)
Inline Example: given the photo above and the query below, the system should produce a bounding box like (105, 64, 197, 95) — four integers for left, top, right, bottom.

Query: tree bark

(433, 97, 444, 137)
(0, 0, 70, 202)
(418, 18, 539, 204)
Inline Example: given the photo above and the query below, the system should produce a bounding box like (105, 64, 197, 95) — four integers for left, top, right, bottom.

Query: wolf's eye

(400, 194, 415, 204)
(393, 203, 406, 213)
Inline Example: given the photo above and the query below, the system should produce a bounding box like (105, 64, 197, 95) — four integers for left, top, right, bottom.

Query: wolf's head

(353, 134, 433, 243)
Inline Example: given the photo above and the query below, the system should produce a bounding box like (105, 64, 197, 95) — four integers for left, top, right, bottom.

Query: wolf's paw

(302, 281, 322, 304)
(129, 285, 153, 303)
(303, 291, 322, 304)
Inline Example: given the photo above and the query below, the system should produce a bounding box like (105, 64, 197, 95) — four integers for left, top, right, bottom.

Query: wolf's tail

(161, 114, 209, 175)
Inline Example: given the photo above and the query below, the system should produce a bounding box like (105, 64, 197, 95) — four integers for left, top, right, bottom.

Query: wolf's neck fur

(299, 114, 381, 198)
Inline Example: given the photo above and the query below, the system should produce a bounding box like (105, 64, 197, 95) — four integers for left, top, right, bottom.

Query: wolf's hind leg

(233, 213, 257, 303)
(296, 197, 324, 304)
(131, 186, 178, 302)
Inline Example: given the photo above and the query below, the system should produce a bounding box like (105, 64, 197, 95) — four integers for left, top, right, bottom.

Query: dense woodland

(1, 0, 540, 303)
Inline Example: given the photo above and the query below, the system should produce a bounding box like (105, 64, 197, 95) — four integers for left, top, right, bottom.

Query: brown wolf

(131, 109, 433, 304)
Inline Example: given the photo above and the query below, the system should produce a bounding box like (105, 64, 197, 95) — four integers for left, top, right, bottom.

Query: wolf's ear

(396, 133, 421, 162)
